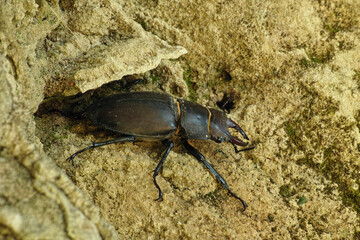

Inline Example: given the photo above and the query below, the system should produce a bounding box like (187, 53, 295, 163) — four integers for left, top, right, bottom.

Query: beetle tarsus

(152, 140, 174, 201)
(181, 138, 247, 211)
(125, 79, 144, 92)
(68, 135, 136, 165)
(231, 142, 255, 153)
(153, 187, 163, 202)
(68, 145, 94, 166)
(228, 189, 248, 212)
(68, 154, 76, 166)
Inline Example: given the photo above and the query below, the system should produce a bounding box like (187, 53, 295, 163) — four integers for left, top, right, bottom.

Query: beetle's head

(209, 109, 251, 148)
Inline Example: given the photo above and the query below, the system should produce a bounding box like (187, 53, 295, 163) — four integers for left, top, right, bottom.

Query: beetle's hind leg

(181, 138, 248, 211)
(68, 135, 136, 165)
(152, 139, 174, 201)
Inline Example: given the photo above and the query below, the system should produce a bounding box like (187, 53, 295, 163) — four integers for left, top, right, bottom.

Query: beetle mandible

(69, 91, 254, 211)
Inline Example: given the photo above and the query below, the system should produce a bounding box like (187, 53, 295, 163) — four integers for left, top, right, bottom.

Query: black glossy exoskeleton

(69, 91, 254, 211)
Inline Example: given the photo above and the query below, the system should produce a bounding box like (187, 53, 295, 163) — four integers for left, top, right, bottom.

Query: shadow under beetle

(69, 91, 255, 211)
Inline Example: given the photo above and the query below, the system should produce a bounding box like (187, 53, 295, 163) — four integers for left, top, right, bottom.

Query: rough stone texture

(0, 0, 186, 239)
(1, 0, 360, 239)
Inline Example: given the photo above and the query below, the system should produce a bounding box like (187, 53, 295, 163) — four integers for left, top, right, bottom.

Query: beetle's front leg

(181, 138, 248, 211)
(152, 139, 174, 201)
(231, 142, 256, 153)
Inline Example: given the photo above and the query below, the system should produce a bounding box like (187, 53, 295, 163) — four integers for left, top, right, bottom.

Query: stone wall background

(1, 0, 359, 239)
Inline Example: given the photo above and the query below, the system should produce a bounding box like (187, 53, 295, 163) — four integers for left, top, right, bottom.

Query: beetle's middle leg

(68, 135, 136, 165)
(181, 138, 248, 211)
(152, 139, 174, 201)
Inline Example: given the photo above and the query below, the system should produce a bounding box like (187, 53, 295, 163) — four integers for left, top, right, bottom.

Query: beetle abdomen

(86, 92, 179, 139)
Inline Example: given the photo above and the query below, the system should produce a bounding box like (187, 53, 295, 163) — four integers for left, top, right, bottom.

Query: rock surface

(0, 0, 185, 239)
(1, 0, 360, 239)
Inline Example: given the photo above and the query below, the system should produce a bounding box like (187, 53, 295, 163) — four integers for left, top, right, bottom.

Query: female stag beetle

(69, 91, 254, 211)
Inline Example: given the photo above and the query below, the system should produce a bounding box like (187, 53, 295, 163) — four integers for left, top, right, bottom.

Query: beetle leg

(153, 139, 174, 201)
(125, 78, 144, 92)
(181, 138, 248, 211)
(231, 142, 256, 153)
(68, 135, 136, 166)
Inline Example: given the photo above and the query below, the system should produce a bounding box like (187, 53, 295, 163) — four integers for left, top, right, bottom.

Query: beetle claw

(228, 190, 248, 211)
(154, 194, 163, 202)
(153, 179, 164, 201)
(67, 154, 76, 166)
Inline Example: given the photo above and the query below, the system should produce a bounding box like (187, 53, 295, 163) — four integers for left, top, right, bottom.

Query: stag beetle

(69, 91, 254, 211)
